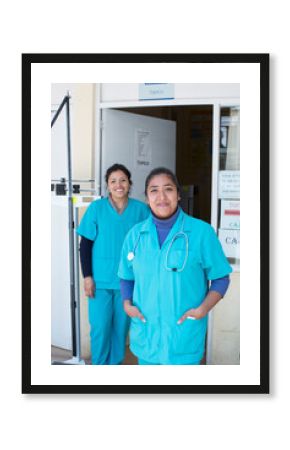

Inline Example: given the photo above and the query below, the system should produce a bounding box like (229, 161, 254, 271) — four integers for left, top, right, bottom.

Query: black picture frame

(22, 53, 269, 394)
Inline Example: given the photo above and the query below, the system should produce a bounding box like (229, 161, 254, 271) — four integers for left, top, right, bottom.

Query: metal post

(65, 92, 78, 357)
(51, 93, 85, 365)
(73, 207, 85, 364)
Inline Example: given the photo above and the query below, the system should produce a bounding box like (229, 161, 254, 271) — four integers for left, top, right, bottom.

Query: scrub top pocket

(129, 318, 160, 361)
(130, 317, 146, 342)
(166, 250, 186, 271)
(166, 249, 201, 272)
(172, 318, 206, 357)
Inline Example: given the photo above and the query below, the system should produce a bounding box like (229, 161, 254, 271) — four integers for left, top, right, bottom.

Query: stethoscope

(127, 216, 189, 272)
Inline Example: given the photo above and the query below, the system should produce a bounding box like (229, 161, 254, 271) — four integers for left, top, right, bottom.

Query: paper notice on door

(218, 229, 240, 259)
(134, 129, 152, 169)
(220, 200, 240, 229)
(218, 170, 240, 199)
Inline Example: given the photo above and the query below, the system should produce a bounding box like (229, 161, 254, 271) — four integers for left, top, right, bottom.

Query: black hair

(145, 167, 180, 195)
(105, 163, 132, 185)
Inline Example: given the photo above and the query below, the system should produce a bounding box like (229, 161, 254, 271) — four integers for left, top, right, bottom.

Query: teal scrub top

(77, 197, 149, 290)
(118, 210, 232, 364)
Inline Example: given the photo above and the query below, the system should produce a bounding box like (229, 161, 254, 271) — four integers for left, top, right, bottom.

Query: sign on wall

(139, 83, 174, 100)
(220, 200, 240, 230)
(218, 229, 240, 259)
(134, 129, 152, 169)
(218, 170, 240, 199)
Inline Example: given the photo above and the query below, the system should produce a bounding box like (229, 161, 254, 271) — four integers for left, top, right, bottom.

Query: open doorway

(114, 105, 213, 224)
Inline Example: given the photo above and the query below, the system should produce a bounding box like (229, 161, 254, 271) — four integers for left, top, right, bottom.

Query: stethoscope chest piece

(127, 252, 135, 261)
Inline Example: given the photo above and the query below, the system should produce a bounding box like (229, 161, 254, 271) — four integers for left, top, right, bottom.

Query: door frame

(96, 97, 240, 231)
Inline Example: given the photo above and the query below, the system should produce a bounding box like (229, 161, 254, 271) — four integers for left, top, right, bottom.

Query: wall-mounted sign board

(139, 83, 174, 100)
(134, 129, 152, 169)
(218, 170, 240, 199)
(220, 200, 240, 230)
(218, 229, 240, 259)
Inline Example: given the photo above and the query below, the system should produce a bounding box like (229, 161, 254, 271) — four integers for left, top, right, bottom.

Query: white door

(101, 109, 176, 200)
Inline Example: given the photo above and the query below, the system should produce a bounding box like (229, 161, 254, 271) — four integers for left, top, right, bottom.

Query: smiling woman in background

(77, 163, 149, 365)
(118, 167, 232, 365)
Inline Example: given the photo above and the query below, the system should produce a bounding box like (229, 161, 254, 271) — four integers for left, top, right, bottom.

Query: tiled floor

(51, 345, 138, 365)
(51, 346, 206, 365)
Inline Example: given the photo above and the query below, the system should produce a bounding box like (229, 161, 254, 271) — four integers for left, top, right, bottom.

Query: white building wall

(210, 272, 240, 364)
(101, 83, 239, 102)
(51, 83, 95, 181)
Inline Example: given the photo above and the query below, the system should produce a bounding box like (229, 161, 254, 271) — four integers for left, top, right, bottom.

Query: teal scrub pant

(138, 359, 201, 365)
(88, 289, 129, 365)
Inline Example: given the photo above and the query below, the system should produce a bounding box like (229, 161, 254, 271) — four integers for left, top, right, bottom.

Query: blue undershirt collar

(151, 206, 181, 228)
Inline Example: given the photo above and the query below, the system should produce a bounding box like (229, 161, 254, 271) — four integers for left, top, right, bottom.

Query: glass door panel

(217, 106, 240, 269)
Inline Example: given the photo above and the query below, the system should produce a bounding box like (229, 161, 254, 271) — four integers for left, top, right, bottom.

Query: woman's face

(146, 174, 180, 219)
(107, 170, 130, 201)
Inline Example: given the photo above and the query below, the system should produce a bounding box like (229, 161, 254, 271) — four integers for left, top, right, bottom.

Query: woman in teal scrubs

(77, 164, 149, 365)
(118, 167, 232, 365)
